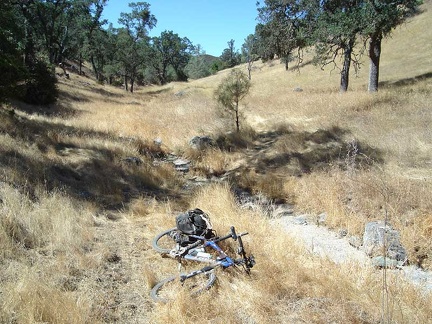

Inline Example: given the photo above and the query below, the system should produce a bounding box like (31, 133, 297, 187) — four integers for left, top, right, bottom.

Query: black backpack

(175, 209, 213, 244)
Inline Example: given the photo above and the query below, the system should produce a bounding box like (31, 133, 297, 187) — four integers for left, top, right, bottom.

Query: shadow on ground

(210, 126, 384, 202)
(0, 109, 182, 210)
(379, 72, 432, 89)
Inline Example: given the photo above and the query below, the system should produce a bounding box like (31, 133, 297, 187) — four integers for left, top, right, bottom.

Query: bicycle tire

(150, 270, 216, 303)
(152, 227, 177, 254)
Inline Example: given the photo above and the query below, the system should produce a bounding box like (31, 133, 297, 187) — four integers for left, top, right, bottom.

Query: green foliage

(185, 56, 212, 79)
(24, 61, 58, 105)
(116, 2, 156, 91)
(149, 30, 193, 84)
(210, 60, 224, 74)
(361, 0, 423, 91)
(0, 0, 26, 102)
(256, 0, 423, 92)
(214, 69, 251, 132)
(184, 46, 215, 79)
(312, 0, 367, 92)
(220, 39, 241, 69)
(242, 34, 260, 79)
(0, 55, 27, 103)
(256, 0, 311, 68)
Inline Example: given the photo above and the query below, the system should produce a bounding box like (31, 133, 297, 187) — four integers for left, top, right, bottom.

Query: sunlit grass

(148, 184, 432, 323)
(0, 1, 431, 322)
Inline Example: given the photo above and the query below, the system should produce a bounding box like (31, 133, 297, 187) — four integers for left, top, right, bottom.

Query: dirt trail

(272, 215, 432, 294)
(89, 215, 154, 323)
(88, 211, 432, 323)
(85, 131, 431, 322)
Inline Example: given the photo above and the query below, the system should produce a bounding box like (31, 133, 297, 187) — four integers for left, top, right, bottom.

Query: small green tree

(214, 69, 251, 133)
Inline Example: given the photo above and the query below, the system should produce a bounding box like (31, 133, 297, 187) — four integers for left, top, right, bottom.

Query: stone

(154, 138, 162, 147)
(348, 235, 362, 249)
(189, 136, 214, 150)
(317, 213, 327, 225)
(362, 220, 407, 263)
(372, 256, 402, 269)
(173, 158, 190, 172)
(123, 156, 142, 165)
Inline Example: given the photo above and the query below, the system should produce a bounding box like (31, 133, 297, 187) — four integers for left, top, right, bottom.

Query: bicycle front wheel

(150, 271, 216, 303)
(152, 227, 177, 254)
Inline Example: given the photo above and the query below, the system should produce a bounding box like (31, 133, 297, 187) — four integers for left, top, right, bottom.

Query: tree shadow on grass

(219, 126, 383, 177)
(379, 72, 432, 89)
(9, 96, 82, 119)
(0, 110, 181, 211)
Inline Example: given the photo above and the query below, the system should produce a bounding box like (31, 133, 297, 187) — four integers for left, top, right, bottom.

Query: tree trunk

(90, 55, 99, 81)
(124, 75, 128, 91)
(79, 53, 83, 75)
(130, 78, 134, 93)
(368, 34, 382, 92)
(340, 39, 354, 93)
(235, 101, 240, 132)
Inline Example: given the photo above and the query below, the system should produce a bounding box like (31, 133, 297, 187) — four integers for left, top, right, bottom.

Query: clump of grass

(214, 127, 257, 151)
(294, 165, 432, 266)
(187, 148, 237, 177)
(232, 168, 290, 203)
(0, 183, 95, 323)
(1, 272, 91, 324)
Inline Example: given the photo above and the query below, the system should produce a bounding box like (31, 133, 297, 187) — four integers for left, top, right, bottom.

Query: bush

(24, 60, 58, 105)
(0, 54, 26, 103)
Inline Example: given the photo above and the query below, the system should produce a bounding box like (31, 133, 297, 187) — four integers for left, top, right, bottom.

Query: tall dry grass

(0, 183, 96, 323)
(146, 184, 432, 323)
(0, 1, 431, 322)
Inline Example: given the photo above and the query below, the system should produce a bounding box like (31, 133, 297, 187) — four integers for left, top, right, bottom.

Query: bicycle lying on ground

(151, 226, 255, 303)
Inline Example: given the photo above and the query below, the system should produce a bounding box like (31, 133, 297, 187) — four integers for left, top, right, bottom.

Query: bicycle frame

(182, 236, 239, 267)
(179, 227, 254, 278)
(151, 225, 255, 302)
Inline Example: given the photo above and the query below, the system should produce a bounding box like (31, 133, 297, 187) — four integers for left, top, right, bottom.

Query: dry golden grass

(146, 184, 432, 323)
(0, 1, 431, 322)
(0, 184, 96, 323)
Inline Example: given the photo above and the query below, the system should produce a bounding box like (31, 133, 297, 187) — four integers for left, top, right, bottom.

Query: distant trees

(312, 0, 366, 92)
(0, 0, 423, 104)
(116, 2, 156, 92)
(148, 31, 193, 85)
(242, 34, 259, 80)
(220, 39, 241, 69)
(215, 69, 251, 132)
(254, 0, 423, 92)
(0, 0, 112, 104)
(184, 45, 213, 79)
(256, 0, 309, 71)
(0, 0, 212, 102)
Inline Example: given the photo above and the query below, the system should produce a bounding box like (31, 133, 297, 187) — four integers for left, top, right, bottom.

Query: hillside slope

(1, 1, 431, 323)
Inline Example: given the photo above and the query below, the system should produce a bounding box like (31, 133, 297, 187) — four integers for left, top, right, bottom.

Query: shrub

(24, 60, 58, 105)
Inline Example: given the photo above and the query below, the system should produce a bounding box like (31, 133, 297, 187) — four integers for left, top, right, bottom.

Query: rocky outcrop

(362, 220, 407, 266)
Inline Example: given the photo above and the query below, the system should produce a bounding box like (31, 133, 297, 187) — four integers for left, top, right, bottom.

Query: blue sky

(102, 1, 260, 57)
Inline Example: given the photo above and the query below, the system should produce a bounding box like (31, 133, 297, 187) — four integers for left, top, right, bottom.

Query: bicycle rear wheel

(152, 227, 177, 254)
(150, 271, 216, 303)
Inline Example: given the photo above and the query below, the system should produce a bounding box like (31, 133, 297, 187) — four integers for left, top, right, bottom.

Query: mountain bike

(151, 226, 255, 303)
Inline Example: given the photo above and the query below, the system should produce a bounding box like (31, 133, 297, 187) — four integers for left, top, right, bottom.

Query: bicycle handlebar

(212, 227, 248, 244)
(181, 226, 249, 256)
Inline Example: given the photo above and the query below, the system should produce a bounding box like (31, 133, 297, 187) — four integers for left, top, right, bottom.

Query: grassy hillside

(0, 1, 431, 323)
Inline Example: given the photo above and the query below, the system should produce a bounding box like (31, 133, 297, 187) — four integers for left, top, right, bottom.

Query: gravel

(272, 215, 432, 295)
